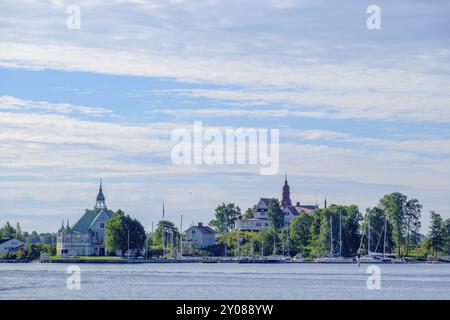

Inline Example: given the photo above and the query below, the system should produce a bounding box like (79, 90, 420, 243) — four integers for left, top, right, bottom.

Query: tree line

(207, 192, 450, 258)
(2, 191, 450, 259)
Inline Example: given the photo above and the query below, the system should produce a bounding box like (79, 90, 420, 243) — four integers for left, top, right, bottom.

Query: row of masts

(362, 211, 389, 257)
(329, 210, 343, 256)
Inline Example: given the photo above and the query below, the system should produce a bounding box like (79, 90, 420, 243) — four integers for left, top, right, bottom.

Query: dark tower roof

(281, 173, 292, 208)
(95, 179, 107, 209)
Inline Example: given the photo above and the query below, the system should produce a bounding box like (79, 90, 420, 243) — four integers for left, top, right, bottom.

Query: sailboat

(357, 213, 399, 264)
(314, 211, 353, 263)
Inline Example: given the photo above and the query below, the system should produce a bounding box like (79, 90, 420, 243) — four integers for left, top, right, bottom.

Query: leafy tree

(105, 209, 146, 255)
(253, 229, 279, 256)
(267, 198, 284, 231)
(339, 205, 363, 257)
(15, 222, 25, 241)
(1, 222, 15, 238)
(378, 192, 408, 256)
(429, 211, 445, 257)
(39, 233, 56, 245)
(243, 207, 254, 219)
(364, 207, 393, 254)
(28, 231, 41, 244)
(153, 220, 179, 248)
(444, 219, 450, 255)
(290, 214, 312, 255)
(210, 203, 241, 233)
(307, 205, 362, 257)
(404, 198, 422, 255)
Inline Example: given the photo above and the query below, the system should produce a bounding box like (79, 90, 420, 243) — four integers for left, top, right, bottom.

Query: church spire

(95, 179, 107, 210)
(281, 173, 292, 208)
(324, 196, 327, 209)
(162, 201, 165, 219)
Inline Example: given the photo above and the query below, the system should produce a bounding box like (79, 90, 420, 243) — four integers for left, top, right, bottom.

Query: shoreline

(1, 258, 448, 265)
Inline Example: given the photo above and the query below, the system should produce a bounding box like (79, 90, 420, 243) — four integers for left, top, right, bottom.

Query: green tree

(364, 207, 393, 254)
(15, 222, 25, 241)
(378, 192, 408, 256)
(243, 207, 254, 219)
(404, 198, 422, 255)
(444, 219, 450, 255)
(267, 199, 284, 231)
(153, 220, 179, 248)
(253, 229, 279, 256)
(1, 222, 15, 238)
(28, 231, 41, 244)
(105, 209, 146, 256)
(210, 203, 241, 233)
(429, 211, 445, 257)
(289, 214, 312, 255)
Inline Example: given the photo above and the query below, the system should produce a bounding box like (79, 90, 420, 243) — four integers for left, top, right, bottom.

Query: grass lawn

(50, 256, 126, 260)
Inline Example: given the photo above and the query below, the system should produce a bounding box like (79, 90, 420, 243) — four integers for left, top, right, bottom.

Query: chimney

(198, 222, 203, 227)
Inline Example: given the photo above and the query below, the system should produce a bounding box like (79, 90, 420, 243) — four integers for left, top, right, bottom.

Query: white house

(0, 238, 25, 255)
(236, 175, 320, 232)
(185, 223, 216, 249)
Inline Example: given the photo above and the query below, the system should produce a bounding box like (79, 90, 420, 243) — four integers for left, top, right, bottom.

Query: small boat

(293, 253, 304, 262)
(265, 255, 287, 263)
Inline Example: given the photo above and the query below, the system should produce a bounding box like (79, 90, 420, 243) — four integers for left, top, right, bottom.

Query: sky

(0, 0, 450, 233)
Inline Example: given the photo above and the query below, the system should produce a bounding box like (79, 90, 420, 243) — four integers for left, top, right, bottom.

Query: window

(100, 223, 105, 228)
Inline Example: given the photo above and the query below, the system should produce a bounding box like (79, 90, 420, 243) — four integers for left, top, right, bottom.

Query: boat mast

(330, 214, 333, 255)
(383, 216, 387, 257)
(339, 210, 342, 257)
(367, 211, 371, 255)
(180, 214, 183, 259)
(286, 229, 289, 257)
(261, 232, 264, 257)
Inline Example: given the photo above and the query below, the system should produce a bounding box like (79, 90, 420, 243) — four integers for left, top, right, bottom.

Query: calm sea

(0, 263, 449, 300)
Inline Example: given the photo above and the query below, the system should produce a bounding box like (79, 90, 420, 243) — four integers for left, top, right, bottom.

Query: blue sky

(1, 0, 450, 233)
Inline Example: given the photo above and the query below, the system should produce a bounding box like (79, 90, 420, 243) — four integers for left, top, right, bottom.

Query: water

(0, 263, 449, 300)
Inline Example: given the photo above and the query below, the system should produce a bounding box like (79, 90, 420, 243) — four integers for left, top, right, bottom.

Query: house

(185, 223, 216, 249)
(0, 238, 25, 255)
(236, 174, 320, 231)
(56, 180, 114, 257)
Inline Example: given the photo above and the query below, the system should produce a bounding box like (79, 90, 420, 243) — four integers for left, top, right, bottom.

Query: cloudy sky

(1, 0, 449, 233)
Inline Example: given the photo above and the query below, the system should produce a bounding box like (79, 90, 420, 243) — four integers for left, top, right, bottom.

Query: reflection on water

(0, 263, 449, 300)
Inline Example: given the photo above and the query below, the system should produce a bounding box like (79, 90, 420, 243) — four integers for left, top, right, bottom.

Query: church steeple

(281, 173, 292, 208)
(95, 179, 107, 210)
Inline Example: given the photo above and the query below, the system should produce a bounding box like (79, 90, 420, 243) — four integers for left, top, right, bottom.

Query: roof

(96, 185, 105, 202)
(284, 204, 318, 215)
(186, 225, 216, 234)
(71, 208, 113, 233)
(259, 198, 271, 206)
(0, 238, 25, 246)
(0, 238, 12, 245)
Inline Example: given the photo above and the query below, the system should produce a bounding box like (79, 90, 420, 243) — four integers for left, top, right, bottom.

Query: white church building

(56, 181, 114, 257)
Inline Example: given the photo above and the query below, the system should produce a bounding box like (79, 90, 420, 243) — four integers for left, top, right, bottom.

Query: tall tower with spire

(281, 173, 292, 208)
(95, 179, 107, 210)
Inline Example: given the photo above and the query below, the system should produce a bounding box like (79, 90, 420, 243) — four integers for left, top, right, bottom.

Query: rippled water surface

(0, 263, 449, 300)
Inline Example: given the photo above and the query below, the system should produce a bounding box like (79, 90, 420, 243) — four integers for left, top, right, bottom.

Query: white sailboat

(357, 214, 399, 264)
(314, 211, 353, 263)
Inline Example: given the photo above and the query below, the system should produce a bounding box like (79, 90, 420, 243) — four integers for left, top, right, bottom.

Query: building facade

(0, 238, 25, 255)
(236, 174, 320, 232)
(185, 223, 216, 249)
(56, 181, 114, 257)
